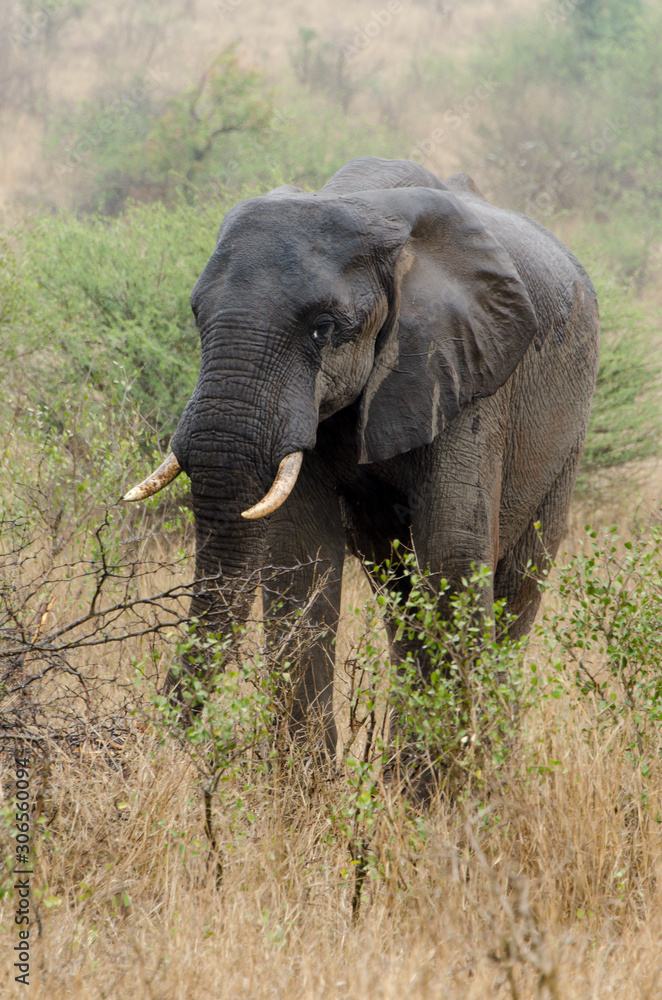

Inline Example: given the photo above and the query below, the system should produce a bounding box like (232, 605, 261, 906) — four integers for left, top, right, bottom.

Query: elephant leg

(263, 459, 345, 757)
(494, 437, 584, 641)
(382, 406, 505, 799)
(405, 402, 505, 672)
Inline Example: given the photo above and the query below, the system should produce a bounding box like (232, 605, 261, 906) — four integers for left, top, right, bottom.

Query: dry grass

(1, 672, 662, 998)
(2, 465, 662, 998)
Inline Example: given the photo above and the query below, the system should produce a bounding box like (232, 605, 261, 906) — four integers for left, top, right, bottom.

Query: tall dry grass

(1, 678, 661, 998)
(2, 464, 662, 998)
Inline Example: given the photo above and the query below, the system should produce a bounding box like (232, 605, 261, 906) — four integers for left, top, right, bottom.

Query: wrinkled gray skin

(168, 156, 599, 754)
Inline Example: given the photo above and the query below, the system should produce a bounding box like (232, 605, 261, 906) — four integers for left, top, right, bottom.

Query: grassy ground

(1, 470, 662, 998)
(0, 708, 660, 999)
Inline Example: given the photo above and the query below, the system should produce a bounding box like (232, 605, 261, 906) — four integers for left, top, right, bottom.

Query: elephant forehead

(215, 196, 370, 273)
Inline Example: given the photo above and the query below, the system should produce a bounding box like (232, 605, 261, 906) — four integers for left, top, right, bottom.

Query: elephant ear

(356, 187, 539, 464)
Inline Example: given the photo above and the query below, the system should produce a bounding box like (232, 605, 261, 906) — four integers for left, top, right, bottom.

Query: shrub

(5, 203, 658, 471)
(580, 266, 660, 477)
(540, 523, 662, 753)
(374, 552, 529, 798)
(4, 199, 228, 440)
(49, 49, 272, 214)
(291, 27, 361, 113)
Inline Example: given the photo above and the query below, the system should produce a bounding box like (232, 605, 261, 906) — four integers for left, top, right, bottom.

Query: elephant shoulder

(321, 156, 447, 194)
(266, 184, 304, 197)
(442, 173, 487, 200)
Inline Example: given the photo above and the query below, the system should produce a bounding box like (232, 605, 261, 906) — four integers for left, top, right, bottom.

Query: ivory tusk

(123, 452, 182, 502)
(241, 452, 303, 520)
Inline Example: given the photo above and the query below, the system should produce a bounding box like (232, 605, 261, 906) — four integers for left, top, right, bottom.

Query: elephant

(125, 155, 599, 758)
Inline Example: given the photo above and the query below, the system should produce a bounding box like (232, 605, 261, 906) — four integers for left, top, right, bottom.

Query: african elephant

(125, 156, 599, 755)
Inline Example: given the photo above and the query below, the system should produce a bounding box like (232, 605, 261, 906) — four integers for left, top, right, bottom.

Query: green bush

(291, 27, 361, 112)
(5, 97, 402, 441)
(4, 198, 230, 439)
(580, 264, 660, 476)
(540, 523, 662, 749)
(49, 49, 272, 215)
(4, 201, 658, 471)
(375, 552, 529, 797)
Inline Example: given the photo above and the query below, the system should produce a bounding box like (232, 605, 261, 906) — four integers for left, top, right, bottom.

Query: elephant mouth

(124, 450, 304, 520)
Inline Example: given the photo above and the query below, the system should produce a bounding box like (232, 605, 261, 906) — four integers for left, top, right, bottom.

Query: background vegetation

(1, 0, 661, 997)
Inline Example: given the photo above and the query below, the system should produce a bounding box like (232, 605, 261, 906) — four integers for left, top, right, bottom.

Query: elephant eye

(311, 316, 336, 347)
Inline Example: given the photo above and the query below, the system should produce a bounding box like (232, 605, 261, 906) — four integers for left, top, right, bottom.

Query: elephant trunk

(164, 341, 318, 688)
(165, 461, 272, 697)
(187, 479, 269, 633)
(179, 431, 275, 628)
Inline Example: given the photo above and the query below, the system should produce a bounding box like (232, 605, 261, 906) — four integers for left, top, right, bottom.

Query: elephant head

(125, 158, 538, 643)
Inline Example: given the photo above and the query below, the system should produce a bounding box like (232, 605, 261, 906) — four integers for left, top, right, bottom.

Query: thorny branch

(0, 509, 325, 738)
